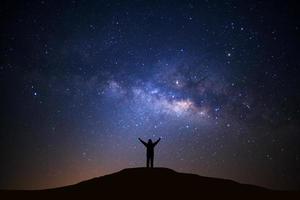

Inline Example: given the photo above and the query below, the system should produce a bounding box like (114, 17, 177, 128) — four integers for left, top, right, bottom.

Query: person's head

(148, 139, 152, 144)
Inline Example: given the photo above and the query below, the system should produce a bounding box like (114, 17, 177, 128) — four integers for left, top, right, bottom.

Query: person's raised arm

(138, 138, 147, 146)
(154, 138, 161, 146)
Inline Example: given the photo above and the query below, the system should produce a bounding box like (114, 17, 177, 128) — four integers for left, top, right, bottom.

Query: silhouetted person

(138, 137, 161, 168)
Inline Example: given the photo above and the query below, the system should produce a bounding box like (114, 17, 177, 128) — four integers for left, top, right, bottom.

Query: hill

(1, 167, 298, 199)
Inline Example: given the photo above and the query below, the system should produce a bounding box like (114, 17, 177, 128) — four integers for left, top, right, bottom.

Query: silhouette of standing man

(138, 138, 161, 168)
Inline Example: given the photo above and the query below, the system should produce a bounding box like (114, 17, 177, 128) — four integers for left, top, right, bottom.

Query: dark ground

(1, 168, 299, 199)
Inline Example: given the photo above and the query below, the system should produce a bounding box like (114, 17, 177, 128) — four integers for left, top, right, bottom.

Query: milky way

(0, 0, 299, 190)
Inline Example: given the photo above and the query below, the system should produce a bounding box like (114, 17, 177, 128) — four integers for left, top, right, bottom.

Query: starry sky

(1, 0, 300, 190)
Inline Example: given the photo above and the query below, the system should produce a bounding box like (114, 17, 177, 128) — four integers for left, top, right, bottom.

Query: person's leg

(151, 155, 154, 168)
(147, 156, 149, 168)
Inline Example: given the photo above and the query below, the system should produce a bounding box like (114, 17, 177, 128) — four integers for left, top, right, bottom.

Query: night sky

(1, 0, 300, 190)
